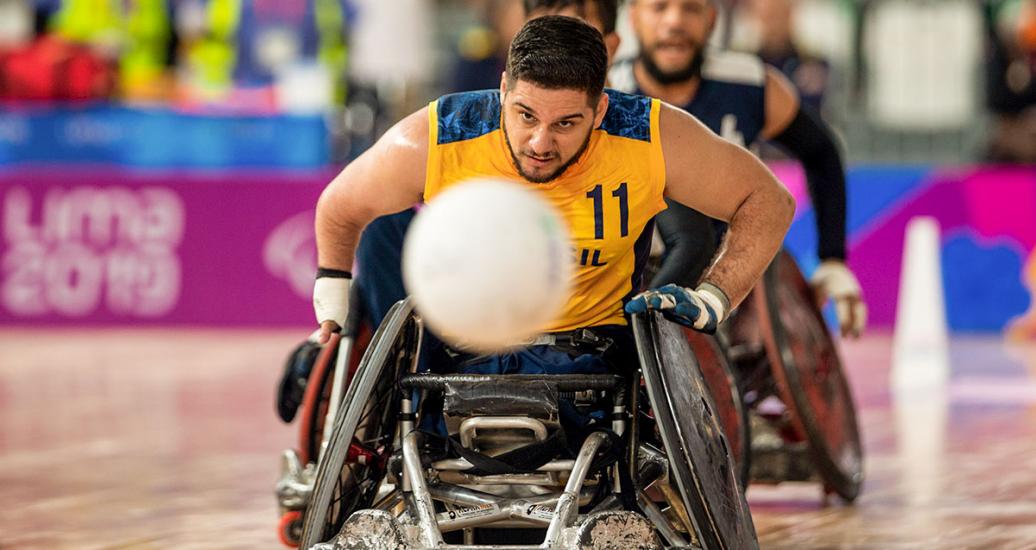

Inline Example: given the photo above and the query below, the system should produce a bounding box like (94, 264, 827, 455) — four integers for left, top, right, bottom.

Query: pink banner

(0, 168, 331, 326)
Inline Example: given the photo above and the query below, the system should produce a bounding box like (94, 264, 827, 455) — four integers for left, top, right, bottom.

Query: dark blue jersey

(609, 50, 768, 149)
(610, 50, 771, 287)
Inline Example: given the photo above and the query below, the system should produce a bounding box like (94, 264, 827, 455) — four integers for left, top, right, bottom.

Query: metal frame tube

(542, 431, 608, 547)
(459, 416, 549, 449)
(321, 336, 353, 454)
(432, 458, 576, 473)
(403, 431, 444, 547)
(637, 491, 688, 548)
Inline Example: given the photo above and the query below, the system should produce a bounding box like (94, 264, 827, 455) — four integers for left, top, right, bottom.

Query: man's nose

(527, 126, 553, 155)
(660, 5, 684, 28)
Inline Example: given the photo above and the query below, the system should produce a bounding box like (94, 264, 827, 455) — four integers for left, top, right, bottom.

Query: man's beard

(639, 42, 706, 86)
(503, 120, 594, 184)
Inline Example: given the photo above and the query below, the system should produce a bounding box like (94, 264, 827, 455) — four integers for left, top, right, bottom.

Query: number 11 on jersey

(586, 182, 629, 239)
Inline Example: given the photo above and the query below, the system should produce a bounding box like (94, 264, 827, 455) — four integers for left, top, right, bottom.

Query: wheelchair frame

(278, 250, 864, 548)
(295, 298, 757, 550)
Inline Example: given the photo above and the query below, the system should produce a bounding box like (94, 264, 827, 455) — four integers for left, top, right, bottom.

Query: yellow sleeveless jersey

(425, 89, 667, 331)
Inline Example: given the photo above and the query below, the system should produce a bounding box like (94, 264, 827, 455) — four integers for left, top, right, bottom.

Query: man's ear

(604, 33, 621, 65)
(593, 92, 610, 128)
(500, 72, 508, 94)
(706, 5, 719, 34)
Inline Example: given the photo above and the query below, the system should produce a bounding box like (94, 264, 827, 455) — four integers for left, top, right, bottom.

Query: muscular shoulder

(701, 50, 766, 87)
(434, 90, 502, 145)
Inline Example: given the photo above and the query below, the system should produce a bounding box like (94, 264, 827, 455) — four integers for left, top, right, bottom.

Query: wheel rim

(758, 252, 864, 500)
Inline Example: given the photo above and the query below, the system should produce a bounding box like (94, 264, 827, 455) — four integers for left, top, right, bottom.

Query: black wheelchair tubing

(398, 373, 624, 392)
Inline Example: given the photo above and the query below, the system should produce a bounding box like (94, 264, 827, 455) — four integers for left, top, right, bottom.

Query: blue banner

(0, 105, 329, 169)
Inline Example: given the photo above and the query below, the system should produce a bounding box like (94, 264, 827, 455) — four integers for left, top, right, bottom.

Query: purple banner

(0, 168, 330, 326)
(3, 165, 1035, 332)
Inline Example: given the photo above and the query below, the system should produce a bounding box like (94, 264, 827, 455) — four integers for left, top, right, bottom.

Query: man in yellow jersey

(311, 16, 793, 376)
(351, 0, 620, 331)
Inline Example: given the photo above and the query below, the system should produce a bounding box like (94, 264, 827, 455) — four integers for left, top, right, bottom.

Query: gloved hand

(625, 283, 728, 334)
(810, 260, 867, 338)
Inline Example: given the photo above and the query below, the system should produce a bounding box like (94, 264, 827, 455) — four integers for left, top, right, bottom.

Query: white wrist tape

(811, 260, 862, 299)
(695, 283, 729, 324)
(313, 277, 351, 328)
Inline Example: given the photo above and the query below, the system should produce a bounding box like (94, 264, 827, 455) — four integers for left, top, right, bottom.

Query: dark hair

(523, 0, 620, 34)
(506, 15, 608, 100)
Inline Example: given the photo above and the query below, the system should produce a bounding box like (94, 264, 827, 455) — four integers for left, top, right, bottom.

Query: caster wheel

(279, 510, 304, 547)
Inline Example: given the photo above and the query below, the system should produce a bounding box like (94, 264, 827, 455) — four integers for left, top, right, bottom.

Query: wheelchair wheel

(633, 312, 759, 550)
(297, 334, 339, 465)
(299, 299, 418, 548)
(683, 329, 751, 490)
(755, 251, 864, 502)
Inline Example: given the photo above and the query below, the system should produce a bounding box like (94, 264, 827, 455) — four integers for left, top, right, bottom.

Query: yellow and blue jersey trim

(435, 88, 655, 145)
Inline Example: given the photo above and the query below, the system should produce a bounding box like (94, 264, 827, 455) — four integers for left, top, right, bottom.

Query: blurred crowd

(1, 0, 1035, 162)
(0, 0, 352, 111)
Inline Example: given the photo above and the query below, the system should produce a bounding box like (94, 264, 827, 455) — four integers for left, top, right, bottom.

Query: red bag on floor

(0, 35, 116, 101)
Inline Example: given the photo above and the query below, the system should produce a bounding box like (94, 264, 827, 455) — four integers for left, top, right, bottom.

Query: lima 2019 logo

(1, 186, 184, 317)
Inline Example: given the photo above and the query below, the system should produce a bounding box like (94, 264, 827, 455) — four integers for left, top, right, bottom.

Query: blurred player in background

(742, 0, 830, 112)
(985, 0, 1036, 163)
(610, 0, 865, 337)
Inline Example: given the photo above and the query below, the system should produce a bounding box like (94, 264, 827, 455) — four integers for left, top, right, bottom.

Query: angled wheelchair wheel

(683, 329, 751, 490)
(297, 334, 339, 465)
(633, 312, 759, 550)
(755, 251, 864, 502)
(299, 298, 418, 549)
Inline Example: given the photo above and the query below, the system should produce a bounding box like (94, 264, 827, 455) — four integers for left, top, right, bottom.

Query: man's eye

(520, 112, 535, 122)
(557, 121, 573, 129)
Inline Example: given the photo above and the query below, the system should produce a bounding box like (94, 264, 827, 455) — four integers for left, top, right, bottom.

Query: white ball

(402, 178, 573, 352)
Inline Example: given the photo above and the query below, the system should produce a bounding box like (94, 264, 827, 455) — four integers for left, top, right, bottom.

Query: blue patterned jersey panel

(600, 89, 652, 142)
(436, 90, 502, 145)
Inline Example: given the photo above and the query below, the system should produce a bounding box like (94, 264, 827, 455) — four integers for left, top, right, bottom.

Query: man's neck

(633, 60, 702, 107)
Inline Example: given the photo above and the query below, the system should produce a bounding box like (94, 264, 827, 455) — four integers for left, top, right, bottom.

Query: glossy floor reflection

(1, 329, 1035, 549)
(750, 334, 1036, 549)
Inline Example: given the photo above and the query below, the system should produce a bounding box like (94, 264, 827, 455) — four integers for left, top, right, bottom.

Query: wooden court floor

(1, 328, 1035, 549)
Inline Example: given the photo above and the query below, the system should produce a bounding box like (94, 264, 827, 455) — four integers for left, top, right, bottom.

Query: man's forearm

(700, 186, 795, 308)
(315, 183, 371, 272)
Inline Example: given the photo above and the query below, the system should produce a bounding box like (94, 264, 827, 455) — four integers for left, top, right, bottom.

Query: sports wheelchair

(288, 297, 757, 550)
(274, 250, 863, 547)
(690, 251, 864, 501)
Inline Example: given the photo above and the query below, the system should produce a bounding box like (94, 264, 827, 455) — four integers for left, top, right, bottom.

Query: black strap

(316, 267, 353, 279)
(453, 428, 568, 476)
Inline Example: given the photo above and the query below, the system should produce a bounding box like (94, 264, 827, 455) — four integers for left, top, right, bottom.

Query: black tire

(633, 312, 759, 550)
(298, 299, 418, 548)
(683, 329, 751, 490)
(755, 251, 865, 502)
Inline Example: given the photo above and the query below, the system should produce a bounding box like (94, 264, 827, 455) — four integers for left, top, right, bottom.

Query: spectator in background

(450, 0, 525, 92)
(985, 0, 1036, 163)
(48, 0, 175, 100)
(176, 0, 351, 111)
(744, 0, 829, 112)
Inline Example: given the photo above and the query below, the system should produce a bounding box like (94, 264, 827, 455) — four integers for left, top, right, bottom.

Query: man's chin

(519, 164, 562, 184)
(641, 49, 705, 85)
